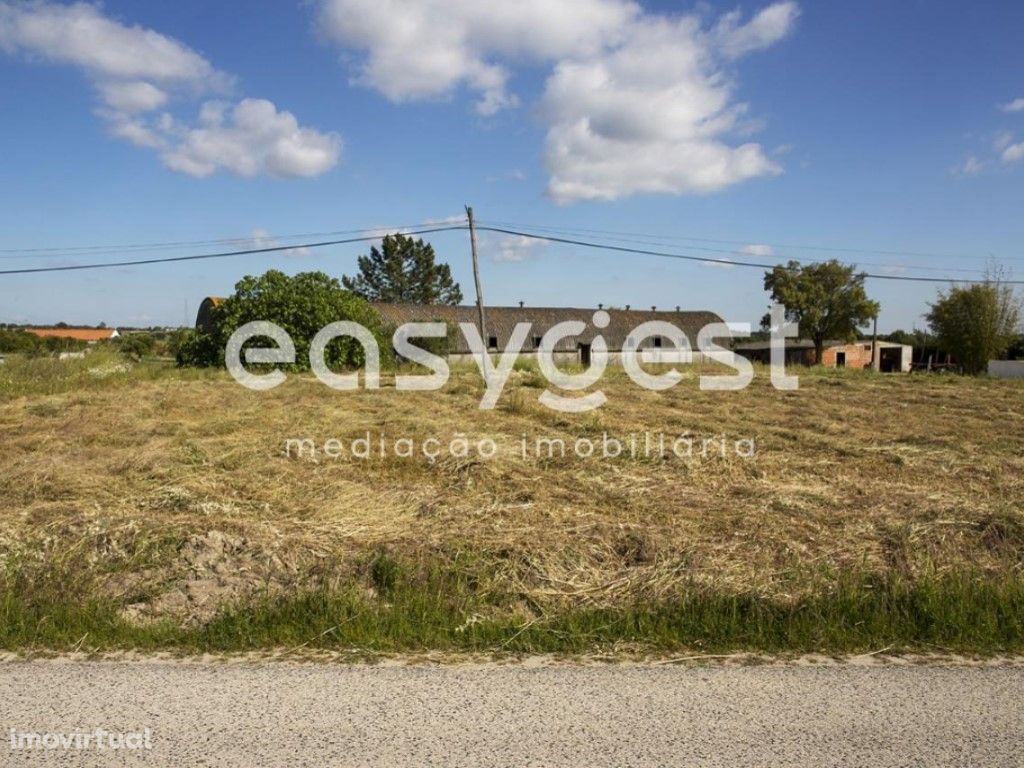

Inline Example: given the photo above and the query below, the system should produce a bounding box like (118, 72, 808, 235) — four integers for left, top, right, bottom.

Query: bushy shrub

(0, 329, 38, 354)
(118, 333, 155, 361)
(178, 270, 392, 371)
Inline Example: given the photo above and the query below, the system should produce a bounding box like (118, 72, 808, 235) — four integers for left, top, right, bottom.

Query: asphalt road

(2, 660, 1022, 767)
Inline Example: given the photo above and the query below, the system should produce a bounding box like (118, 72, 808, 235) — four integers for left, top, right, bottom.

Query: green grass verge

(2, 562, 1022, 656)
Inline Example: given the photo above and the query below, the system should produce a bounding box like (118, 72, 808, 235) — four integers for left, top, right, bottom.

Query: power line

(0, 223, 449, 260)
(0, 226, 467, 275)
(478, 218, 1018, 263)
(472, 226, 1024, 285)
(1, 221, 1020, 284)
(477, 219, 993, 276)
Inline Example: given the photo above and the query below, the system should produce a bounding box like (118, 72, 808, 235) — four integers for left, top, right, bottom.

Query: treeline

(0, 329, 87, 355)
(0, 328, 194, 360)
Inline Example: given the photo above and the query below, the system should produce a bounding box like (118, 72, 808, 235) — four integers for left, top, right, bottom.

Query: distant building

(372, 303, 722, 365)
(733, 339, 913, 372)
(28, 327, 119, 343)
(195, 297, 723, 365)
(988, 360, 1024, 379)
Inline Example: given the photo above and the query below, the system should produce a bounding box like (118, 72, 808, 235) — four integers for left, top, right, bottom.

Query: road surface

(2, 659, 1022, 766)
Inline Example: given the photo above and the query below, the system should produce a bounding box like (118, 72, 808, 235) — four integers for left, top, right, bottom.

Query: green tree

(118, 333, 155, 361)
(925, 279, 1021, 374)
(342, 234, 463, 304)
(762, 260, 880, 364)
(178, 270, 391, 370)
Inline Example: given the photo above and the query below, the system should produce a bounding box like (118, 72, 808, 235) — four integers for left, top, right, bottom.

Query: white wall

(988, 360, 1024, 379)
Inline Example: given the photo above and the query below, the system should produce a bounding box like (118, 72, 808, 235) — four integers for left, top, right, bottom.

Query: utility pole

(871, 315, 879, 372)
(465, 205, 488, 380)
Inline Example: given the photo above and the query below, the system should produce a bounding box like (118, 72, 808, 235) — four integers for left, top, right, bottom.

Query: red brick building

(734, 339, 913, 372)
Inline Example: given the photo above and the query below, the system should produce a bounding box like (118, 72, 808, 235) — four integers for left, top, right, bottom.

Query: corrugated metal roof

(193, 297, 723, 352)
(373, 303, 723, 352)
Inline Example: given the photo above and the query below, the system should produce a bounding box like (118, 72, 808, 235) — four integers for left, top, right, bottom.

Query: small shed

(733, 339, 912, 372)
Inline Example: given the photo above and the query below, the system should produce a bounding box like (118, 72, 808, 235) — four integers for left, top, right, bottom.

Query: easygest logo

(226, 304, 800, 412)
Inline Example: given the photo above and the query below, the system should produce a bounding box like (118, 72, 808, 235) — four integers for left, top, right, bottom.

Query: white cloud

(701, 260, 736, 269)
(737, 244, 775, 258)
(1002, 143, 1024, 164)
(713, 1, 800, 59)
(492, 234, 544, 262)
(0, 1, 339, 178)
(541, 11, 789, 202)
(104, 113, 165, 148)
(0, 1, 227, 87)
(96, 80, 168, 113)
(1000, 97, 1024, 113)
(317, 0, 636, 115)
(161, 99, 341, 178)
(318, 0, 797, 202)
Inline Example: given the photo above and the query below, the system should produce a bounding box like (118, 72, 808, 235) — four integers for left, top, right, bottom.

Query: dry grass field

(1, 351, 1022, 655)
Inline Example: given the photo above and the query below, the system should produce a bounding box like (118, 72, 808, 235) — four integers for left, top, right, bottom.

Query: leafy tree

(884, 328, 936, 348)
(761, 260, 880, 364)
(925, 278, 1021, 374)
(178, 270, 391, 370)
(342, 234, 463, 304)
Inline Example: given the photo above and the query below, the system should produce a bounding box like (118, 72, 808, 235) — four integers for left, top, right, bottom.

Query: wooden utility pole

(871, 315, 879, 372)
(465, 205, 488, 379)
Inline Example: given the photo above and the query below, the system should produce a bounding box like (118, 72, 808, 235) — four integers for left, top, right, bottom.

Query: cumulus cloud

(161, 99, 341, 178)
(0, 1, 339, 178)
(318, 0, 798, 202)
(1000, 98, 1024, 113)
(317, 0, 636, 115)
(0, 1, 227, 88)
(541, 10, 791, 202)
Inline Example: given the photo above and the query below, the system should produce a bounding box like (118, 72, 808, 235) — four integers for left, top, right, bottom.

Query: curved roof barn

(195, 297, 723, 352)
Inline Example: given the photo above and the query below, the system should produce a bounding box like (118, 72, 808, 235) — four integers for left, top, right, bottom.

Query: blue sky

(1, 0, 1022, 332)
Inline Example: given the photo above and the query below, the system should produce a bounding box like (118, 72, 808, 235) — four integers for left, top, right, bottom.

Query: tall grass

(0, 349, 218, 400)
